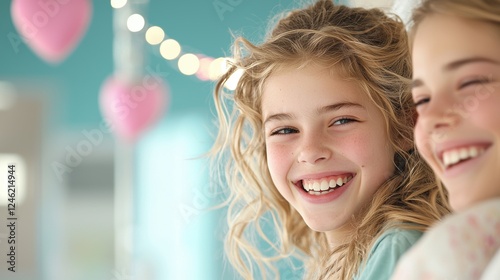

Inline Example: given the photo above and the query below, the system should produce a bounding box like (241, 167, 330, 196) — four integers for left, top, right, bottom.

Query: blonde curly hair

(210, 1, 450, 279)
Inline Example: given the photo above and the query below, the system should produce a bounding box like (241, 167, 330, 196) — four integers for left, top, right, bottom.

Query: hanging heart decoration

(11, 0, 92, 64)
(99, 75, 169, 142)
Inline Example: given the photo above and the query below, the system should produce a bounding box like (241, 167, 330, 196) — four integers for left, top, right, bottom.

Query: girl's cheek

(266, 145, 288, 174)
(414, 125, 434, 163)
(474, 85, 500, 132)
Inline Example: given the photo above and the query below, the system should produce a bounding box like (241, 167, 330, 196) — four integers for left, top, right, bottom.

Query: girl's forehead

(412, 14, 500, 81)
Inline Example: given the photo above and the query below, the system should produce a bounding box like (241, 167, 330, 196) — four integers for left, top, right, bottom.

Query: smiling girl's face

(412, 14, 500, 211)
(261, 64, 395, 243)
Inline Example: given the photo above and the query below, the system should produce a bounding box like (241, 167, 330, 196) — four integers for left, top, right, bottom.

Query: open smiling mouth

(441, 146, 487, 169)
(299, 175, 353, 196)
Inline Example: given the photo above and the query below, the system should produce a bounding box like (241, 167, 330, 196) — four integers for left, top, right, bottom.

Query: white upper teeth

(303, 176, 352, 192)
(442, 146, 484, 168)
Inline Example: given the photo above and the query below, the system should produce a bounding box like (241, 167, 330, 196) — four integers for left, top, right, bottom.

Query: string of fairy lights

(110, 0, 242, 90)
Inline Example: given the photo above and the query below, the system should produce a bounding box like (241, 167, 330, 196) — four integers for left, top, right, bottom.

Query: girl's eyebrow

(263, 102, 363, 124)
(263, 112, 294, 125)
(316, 102, 363, 115)
(412, 56, 500, 90)
(444, 56, 499, 71)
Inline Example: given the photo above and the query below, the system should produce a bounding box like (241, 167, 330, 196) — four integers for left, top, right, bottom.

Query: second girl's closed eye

(458, 76, 491, 90)
(412, 76, 493, 109)
(413, 97, 430, 108)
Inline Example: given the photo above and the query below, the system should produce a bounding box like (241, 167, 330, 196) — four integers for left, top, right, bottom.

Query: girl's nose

(418, 93, 461, 136)
(297, 133, 332, 164)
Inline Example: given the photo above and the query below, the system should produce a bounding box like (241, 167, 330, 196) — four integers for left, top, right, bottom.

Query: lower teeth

(307, 187, 337, 195)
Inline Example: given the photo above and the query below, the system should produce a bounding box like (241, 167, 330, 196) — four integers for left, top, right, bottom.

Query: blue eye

(333, 118, 355, 125)
(270, 127, 298, 135)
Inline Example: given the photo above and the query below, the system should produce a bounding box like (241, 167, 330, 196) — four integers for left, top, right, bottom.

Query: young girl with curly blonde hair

(210, 1, 450, 279)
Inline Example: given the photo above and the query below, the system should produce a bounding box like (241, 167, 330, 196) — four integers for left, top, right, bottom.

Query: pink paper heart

(11, 0, 92, 64)
(99, 75, 169, 142)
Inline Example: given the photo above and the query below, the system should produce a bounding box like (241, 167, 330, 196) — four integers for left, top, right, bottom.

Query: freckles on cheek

(342, 135, 371, 162)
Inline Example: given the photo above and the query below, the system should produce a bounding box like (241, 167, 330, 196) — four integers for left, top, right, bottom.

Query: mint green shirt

(354, 228, 423, 280)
